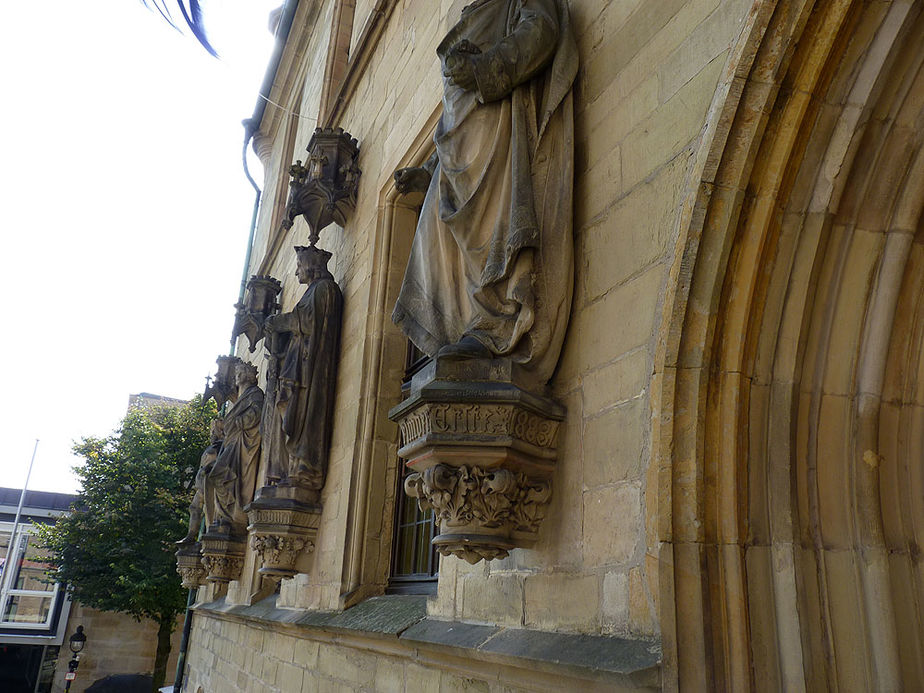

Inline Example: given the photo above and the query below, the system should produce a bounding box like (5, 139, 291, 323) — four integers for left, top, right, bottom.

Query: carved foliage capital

(250, 533, 314, 570)
(175, 546, 207, 590)
(405, 463, 552, 561)
(200, 535, 246, 583)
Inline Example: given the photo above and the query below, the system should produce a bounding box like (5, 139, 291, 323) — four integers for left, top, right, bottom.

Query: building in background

(0, 488, 73, 693)
(0, 489, 183, 693)
(127, 393, 187, 411)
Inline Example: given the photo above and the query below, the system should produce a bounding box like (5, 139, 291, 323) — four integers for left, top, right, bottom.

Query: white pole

(2, 439, 39, 596)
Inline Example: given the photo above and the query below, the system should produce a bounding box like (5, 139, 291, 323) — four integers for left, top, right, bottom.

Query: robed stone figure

(393, 0, 578, 389)
(264, 245, 343, 498)
(211, 361, 264, 533)
(178, 418, 224, 544)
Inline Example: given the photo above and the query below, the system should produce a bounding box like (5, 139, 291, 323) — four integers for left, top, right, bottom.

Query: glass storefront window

(2, 595, 52, 624)
(0, 523, 61, 629)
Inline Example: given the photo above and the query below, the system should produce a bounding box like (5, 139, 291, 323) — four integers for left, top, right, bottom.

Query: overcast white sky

(0, 1, 281, 493)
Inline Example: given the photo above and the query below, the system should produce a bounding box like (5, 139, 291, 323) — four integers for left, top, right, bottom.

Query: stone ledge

(195, 594, 427, 635)
(194, 594, 661, 689)
(401, 618, 660, 688)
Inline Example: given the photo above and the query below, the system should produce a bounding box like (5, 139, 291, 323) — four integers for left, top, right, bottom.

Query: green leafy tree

(37, 396, 216, 692)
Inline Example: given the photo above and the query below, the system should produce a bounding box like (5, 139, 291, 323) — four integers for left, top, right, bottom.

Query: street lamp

(64, 625, 87, 691)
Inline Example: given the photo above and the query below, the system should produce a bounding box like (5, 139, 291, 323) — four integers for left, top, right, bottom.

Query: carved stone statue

(178, 418, 224, 545)
(260, 329, 289, 487)
(392, 0, 578, 389)
(263, 245, 343, 498)
(210, 361, 264, 534)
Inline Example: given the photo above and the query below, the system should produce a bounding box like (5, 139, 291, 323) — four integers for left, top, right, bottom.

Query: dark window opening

(388, 340, 437, 594)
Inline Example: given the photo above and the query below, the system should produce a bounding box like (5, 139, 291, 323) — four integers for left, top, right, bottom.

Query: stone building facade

(181, 0, 924, 690)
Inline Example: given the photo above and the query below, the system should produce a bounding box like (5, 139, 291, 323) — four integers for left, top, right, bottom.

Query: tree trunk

(151, 617, 174, 692)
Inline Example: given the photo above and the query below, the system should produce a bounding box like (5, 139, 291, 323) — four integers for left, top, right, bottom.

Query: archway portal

(658, 1, 924, 689)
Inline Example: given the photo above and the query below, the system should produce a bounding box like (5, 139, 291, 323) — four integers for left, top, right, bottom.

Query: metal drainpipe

(172, 4, 298, 689)
(231, 119, 263, 355)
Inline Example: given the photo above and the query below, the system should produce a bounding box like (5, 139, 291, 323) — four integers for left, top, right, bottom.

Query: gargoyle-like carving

(232, 276, 282, 352)
(282, 127, 361, 247)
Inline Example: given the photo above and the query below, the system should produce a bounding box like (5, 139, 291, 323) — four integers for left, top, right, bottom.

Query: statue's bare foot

(438, 335, 492, 360)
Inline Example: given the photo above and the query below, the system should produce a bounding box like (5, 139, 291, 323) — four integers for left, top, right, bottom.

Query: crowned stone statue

(209, 361, 264, 535)
(177, 418, 224, 545)
(263, 245, 343, 500)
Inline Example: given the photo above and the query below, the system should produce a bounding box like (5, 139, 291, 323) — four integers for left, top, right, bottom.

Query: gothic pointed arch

(655, 0, 924, 688)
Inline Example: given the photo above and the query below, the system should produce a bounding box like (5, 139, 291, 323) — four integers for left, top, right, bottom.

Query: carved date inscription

(399, 403, 559, 449)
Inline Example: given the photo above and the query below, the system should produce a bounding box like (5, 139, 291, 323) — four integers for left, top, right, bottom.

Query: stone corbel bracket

(204, 355, 242, 409)
(246, 486, 322, 578)
(388, 358, 565, 564)
(200, 533, 247, 584)
(283, 127, 361, 247)
(232, 275, 283, 352)
(175, 542, 207, 590)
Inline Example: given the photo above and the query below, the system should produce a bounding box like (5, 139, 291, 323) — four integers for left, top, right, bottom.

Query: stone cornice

(255, 0, 327, 154)
(322, 0, 400, 128)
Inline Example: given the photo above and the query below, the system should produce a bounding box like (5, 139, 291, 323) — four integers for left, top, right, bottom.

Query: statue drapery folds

(178, 418, 224, 545)
(392, 0, 578, 388)
(211, 361, 264, 533)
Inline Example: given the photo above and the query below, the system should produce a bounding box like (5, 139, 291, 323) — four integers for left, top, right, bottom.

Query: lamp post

(63, 625, 87, 691)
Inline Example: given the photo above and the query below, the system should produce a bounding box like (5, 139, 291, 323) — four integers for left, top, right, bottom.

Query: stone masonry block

(271, 632, 297, 663)
(571, 0, 641, 44)
(621, 53, 726, 191)
(582, 347, 650, 416)
(581, 153, 687, 296)
(524, 572, 599, 631)
(577, 264, 662, 372)
(583, 395, 649, 489)
(440, 672, 492, 692)
(529, 389, 583, 568)
(294, 638, 320, 669)
(461, 573, 524, 626)
(629, 566, 657, 635)
(583, 483, 642, 568)
(276, 664, 302, 691)
(374, 656, 406, 693)
(659, 0, 751, 101)
(580, 75, 659, 176)
(575, 146, 622, 232)
(407, 662, 442, 691)
(602, 570, 630, 634)
(582, 0, 689, 104)
(317, 642, 376, 687)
